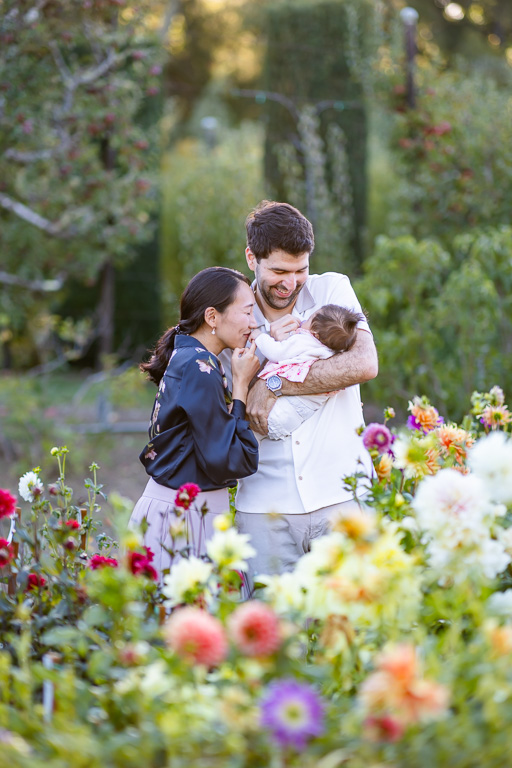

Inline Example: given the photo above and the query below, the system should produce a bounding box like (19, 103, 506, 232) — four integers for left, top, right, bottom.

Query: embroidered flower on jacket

(144, 446, 157, 460)
(197, 359, 214, 374)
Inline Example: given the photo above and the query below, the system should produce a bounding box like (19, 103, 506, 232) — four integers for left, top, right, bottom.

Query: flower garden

(1, 385, 512, 767)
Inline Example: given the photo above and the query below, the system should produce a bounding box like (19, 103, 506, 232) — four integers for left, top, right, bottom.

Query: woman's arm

(180, 354, 259, 482)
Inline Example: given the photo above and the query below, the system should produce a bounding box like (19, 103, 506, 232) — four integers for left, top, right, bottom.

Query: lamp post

(400, 6, 420, 109)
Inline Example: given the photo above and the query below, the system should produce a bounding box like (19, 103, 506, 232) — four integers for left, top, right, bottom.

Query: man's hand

(246, 378, 275, 435)
(269, 315, 301, 341)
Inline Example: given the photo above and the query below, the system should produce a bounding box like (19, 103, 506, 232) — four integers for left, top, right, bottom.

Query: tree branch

(0, 270, 64, 292)
(49, 41, 120, 90)
(0, 192, 93, 237)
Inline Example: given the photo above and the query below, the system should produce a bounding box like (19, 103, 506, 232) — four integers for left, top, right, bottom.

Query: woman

(130, 267, 260, 580)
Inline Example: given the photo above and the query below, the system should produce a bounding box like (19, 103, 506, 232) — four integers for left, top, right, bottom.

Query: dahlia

(163, 607, 228, 666)
(260, 679, 325, 749)
(228, 601, 281, 657)
(0, 489, 16, 519)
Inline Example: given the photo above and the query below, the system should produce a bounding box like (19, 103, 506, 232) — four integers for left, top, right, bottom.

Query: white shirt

(220, 272, 374, 514)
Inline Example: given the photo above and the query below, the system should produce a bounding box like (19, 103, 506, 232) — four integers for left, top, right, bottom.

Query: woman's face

(215, 282, 257, 350)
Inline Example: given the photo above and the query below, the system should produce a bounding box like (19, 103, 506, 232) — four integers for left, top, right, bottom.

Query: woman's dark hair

(246, 200, 315, 261)
(140, 267, 250, 385)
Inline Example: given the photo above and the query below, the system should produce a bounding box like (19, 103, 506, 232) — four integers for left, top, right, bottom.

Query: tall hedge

(263, 0, 370, 269)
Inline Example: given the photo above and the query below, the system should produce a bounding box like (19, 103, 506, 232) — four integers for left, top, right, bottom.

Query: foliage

(2, 387, 512, 764)
(355, 227, 512, 420)
(0, 367, 154, 483)
(385, 68, 512, 244)
(160, 122, 265, 314)
(262, 0, 377, 268)
(0, 0, 164, 360)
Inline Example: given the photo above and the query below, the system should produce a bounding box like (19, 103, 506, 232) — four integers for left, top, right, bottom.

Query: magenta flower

(260, 679, 325, 749)
(175, 483, 201, 510)
(362, 423, 394, 455)
(0, 489, 17, 519)
(89, 554, 119, 570)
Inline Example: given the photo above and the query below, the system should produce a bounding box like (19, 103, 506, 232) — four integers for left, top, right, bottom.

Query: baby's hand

(269, 315, 300, 341)
(249, 329, 261, 341)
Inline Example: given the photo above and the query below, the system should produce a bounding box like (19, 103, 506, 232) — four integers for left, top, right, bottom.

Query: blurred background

(1, 0, 512, 513)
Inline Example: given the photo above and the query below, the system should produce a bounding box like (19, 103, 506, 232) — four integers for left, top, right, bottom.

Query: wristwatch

(266, 374, 283, 397)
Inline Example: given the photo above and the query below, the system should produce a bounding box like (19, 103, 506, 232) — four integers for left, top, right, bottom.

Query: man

(221, 200, 378, 586)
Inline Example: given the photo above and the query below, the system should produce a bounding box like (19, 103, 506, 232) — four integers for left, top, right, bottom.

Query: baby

(253, 304, 365, 440)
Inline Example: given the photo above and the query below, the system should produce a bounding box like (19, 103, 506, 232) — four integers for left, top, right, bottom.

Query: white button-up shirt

(219, 272, 374, 514)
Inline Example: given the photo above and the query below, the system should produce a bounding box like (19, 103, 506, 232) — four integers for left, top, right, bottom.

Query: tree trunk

(97, 260, 115, 366)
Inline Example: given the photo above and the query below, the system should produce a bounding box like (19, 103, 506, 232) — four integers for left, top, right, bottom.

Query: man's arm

(246, 330, 378, 434)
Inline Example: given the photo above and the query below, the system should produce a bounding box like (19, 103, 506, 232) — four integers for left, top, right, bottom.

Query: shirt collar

(251, 279, 316, 329)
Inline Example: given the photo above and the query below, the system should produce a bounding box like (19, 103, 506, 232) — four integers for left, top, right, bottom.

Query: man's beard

(258, 281, 303, 311)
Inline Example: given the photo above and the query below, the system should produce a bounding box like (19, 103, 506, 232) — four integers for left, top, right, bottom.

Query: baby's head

(302, 304, 365, 352)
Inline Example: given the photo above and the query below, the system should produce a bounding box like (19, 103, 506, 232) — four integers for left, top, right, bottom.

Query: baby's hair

(309, 304, 365, 352)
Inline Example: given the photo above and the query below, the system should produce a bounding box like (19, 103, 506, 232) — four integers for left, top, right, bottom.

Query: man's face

(246, 248, 310, 313)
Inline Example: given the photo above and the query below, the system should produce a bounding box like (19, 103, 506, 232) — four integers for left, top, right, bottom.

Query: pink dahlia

(164, 607, 228, 667)
(228, 601, 281, 657)
(175, 482, 201, 510)
(362, 423, 394, 455)
(89, 554, 119, 570)
(0, 489, 17, 519)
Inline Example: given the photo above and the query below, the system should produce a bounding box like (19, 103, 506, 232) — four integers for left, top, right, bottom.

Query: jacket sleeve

(178, 354, 259, 485)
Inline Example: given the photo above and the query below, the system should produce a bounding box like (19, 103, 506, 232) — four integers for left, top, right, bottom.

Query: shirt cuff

(231, 399, 247, 419)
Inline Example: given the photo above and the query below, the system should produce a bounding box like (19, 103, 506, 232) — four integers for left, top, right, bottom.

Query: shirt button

(298, 475, 303, 480)
(295, 440, 300, 445)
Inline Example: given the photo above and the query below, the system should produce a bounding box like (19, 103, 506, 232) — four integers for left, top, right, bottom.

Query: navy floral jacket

(139, 335, 259, 491)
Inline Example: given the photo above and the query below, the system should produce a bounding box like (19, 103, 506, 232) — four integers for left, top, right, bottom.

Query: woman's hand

(231, 341, 261, 403)
(269, 314, 300, 341)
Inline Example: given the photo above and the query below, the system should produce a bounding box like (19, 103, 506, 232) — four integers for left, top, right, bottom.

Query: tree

(0, 0, 166, 367)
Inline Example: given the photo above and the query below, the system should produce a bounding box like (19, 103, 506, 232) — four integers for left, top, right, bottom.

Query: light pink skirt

(129, 478, 230, 582)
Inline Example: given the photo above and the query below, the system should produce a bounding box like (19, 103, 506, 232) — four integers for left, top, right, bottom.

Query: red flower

(89, 554, 119, 570)
(25, 573, 47, 591)
(128, 547, 158, 580)
(0, 489, 17, 519)
(63, 519, 80, 529)
(174, 483, 201, 510)
(0, 538, 14, 568)
(364, 714, 405, 743)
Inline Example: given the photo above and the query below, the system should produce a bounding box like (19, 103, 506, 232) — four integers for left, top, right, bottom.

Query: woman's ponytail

(140, 325, 180, 386)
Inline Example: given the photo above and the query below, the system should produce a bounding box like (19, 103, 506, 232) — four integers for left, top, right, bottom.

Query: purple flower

(407, 414, 423, 431)
(260, 679, 325, 749)
(362, 423, 394, 455)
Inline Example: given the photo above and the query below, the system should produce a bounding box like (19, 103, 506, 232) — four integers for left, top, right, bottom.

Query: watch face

(267, 375, 282, 391)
